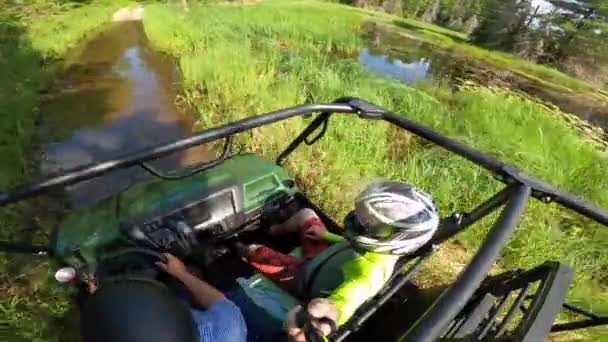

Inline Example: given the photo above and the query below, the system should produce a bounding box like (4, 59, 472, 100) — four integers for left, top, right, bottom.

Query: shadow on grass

(0, 7, 86, 341)
(1, 8, 211, 341)
(0, 10, 74, 342)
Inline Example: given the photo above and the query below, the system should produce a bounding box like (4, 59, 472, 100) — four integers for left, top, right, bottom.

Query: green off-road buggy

(1, 98, 607, 341)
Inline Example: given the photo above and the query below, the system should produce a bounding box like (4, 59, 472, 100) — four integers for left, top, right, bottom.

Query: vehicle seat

(237, 247, 306, 322)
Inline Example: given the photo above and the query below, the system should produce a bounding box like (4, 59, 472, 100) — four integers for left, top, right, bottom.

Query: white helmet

(344, 181, 439, 255)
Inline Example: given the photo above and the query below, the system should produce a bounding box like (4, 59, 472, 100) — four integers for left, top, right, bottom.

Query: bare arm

(156, 253, 225, 309)
(175, 271, 225, 308)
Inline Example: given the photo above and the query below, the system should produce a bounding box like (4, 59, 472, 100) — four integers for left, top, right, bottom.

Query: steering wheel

(261, 193, 297, 226)
(99, 247, 169, 264)
(87, 247, 169, 285)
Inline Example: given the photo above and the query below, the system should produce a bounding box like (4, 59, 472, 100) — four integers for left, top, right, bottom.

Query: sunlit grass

(144, 1, 608, 327)
(2, 0, 605, 340)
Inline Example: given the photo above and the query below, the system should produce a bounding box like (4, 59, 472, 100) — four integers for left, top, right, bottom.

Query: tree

(471, 0, 534, 51)
(402, 0, 428, 17)
(462, 14, 480, 34)
(399, 0, 486, 31)
(421, 0, 440, 22)
(382, 0, 402, 15)
(470, 0, 608, 83)
(551, 18, 608, 79)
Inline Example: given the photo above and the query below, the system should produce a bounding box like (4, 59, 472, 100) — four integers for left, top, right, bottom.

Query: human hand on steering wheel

(155, 253, 189, 278)
(286, 298, 340, 342)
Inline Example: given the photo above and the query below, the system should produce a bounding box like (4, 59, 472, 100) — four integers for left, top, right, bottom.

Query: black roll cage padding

(552, 303, 608, 332)
(404, 184, 532, 342)
(139, 135, 234, 180)
(0, 241, 49, 255)
(276, 112, 332, 165)
(305, 114, 330, 146)
(1, 98, 607, 224)
(0, 98, 607, 338)
(443, 261, 575, 340)
(424, 185, 517, 248)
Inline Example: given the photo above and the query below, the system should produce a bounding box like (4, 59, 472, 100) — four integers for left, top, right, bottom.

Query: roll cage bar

(0, 98, 606, 340)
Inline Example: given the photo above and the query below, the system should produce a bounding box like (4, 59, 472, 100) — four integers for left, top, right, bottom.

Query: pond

(37, 21, 207, 208)
(359, 25, 608, 130)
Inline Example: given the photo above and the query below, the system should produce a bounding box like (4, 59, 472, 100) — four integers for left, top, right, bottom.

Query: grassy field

(1, 0, 606, 340)
(0, 1, 129, 341)
(144, 0, 608, 337)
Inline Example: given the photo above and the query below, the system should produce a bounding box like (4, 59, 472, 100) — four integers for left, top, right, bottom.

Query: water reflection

(360, 25, 608, 130)
(359, 49, 431, 85)
(38, 22, 207, 208)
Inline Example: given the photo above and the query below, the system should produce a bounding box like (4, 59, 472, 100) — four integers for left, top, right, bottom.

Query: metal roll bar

(1, 98, 606, 225)
(0, 104, 354, 206)
(1, 98, 607, 339)
(403, 184, 531, 341)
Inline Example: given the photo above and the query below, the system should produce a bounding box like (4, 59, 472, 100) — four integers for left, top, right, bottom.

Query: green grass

(1, 0, 605, 339)
(0, 1, 131, 341)
(144, 0, 608, 337)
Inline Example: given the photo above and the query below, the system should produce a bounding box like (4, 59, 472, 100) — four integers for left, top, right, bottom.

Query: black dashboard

(122, 186, 248, 256)
(121, 185, 296, 258)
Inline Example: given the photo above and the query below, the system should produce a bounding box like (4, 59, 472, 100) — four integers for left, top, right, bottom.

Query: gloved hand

(285, 298, 340, 342)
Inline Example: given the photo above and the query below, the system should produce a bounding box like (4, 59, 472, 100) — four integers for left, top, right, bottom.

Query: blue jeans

(225, 286, 284, 342)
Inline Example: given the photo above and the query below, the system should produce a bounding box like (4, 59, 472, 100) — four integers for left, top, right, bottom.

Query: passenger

(232, 181, 440, 341)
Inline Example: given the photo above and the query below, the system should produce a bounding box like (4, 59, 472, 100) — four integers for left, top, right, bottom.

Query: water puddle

(38, 22, 208, 208)
(360, 25, 608, 130)
(359, 49, 431, 85)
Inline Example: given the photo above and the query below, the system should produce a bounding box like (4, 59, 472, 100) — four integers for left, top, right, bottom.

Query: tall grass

(144, 0, 608, 328)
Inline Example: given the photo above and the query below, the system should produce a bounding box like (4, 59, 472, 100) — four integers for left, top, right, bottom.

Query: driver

(81, 254, 247, 342)
(156, 253, 248, 342)
(233, 181, 440, 341)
